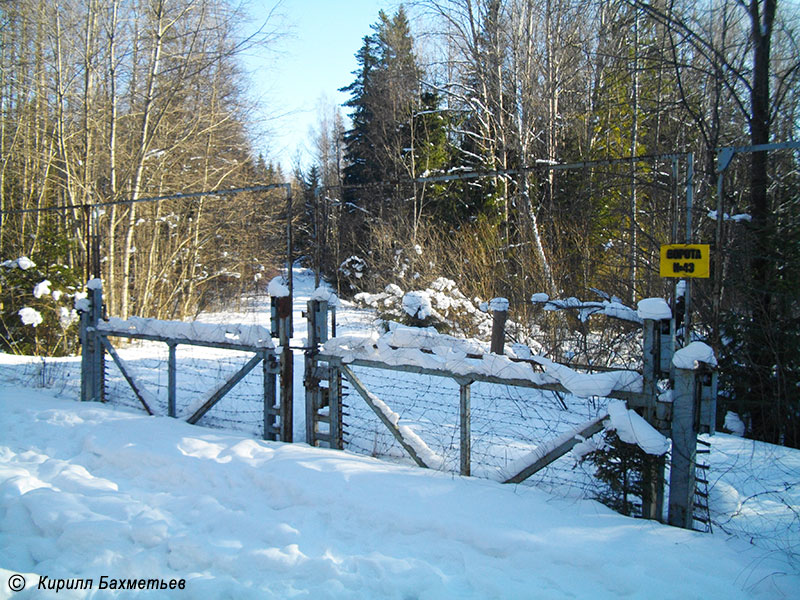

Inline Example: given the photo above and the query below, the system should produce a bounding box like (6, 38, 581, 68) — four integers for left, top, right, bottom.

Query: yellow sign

(660, 244, 710, 278)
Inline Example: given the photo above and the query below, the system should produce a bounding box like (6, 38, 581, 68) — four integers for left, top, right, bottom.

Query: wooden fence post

(272, 295, 293, 442)
(489, 299, 508, 355)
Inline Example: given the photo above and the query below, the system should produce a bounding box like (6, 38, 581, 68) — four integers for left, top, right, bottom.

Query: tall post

(80, 301, 92, 403)
(641, 317, 668, 521)
(459, 379, 471, 477)
(713, 155, 726, 345)
(81, 282, 104, 402)
(668, 367, 698, 529)
(286, 186, 294, 331)
(167, 342, 177, 417)
(272, 295, 293, 442)
(305, 299, 328, 446)
(684, 153, 695, 341)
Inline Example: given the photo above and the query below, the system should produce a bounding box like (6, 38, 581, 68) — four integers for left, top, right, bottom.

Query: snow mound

(605, 400, 670, 455)
(2, 390, 797, 599)
(724, 411, 746, 436)
(402, 290, 433, 320)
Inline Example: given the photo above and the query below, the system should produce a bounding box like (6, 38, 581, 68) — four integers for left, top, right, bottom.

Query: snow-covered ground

(1, 385, 798, 599)
(1, 267, 799, 598)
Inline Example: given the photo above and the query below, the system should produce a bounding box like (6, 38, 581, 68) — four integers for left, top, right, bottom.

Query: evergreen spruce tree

(338, 8, 441, 288)
(581, 430, 662, 517)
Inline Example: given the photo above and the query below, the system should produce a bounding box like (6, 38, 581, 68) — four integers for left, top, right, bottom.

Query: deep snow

(1, 267, 799, 598)
(1, 385, 799, 599)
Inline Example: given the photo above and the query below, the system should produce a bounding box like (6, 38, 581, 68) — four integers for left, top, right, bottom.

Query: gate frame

(79, 281, 291, 442)
(305, 298, 717, 529)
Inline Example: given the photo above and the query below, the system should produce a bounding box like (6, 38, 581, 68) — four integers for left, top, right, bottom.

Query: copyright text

(34, 575, 186, 593)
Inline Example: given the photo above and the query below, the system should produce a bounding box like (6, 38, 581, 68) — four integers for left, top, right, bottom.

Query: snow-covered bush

(576, 428, 665, 518)
(578, 430, 663, 517)
(0, 256, 81, 356)
(529, 289, 644, 369)
(354, 277, 492, 336)
(337, 255, 368, 295)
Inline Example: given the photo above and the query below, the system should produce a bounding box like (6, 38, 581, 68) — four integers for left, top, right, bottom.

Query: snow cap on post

(636, 297, 672, 321)
(311, 286, 338, 307)
(672, 341, 717, 370)
(268, 276, 290, 298)
(530, 292, 549, 304)
(489, 297, 509, 312)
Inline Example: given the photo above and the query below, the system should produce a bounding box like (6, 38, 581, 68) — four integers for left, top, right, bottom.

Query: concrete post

(641, 317, 668, 521)
(668, 367, 698, 529)
(80, 283, 103, 402)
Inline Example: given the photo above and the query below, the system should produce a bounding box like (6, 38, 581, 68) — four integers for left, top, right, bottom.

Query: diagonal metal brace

(187, 354, 264, 425)
(339, 364, 430, 469)
(504, 414, 607, 484)
(100, 336, 154, 415)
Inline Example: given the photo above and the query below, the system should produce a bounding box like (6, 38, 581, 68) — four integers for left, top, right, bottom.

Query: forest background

(1, 0, 799, 448)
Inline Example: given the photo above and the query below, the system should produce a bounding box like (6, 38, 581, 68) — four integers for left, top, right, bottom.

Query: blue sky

(243, 0, 400, 173)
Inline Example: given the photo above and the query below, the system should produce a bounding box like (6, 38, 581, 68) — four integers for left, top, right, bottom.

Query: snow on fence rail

(320, 323, 644, 402)
(99, 317, 275, 351)
(304, 296, 719, 530)
(80, 283, 292, 441)
(76, 278, 720, 531)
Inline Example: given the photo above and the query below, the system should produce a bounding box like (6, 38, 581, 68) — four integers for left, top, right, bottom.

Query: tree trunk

(121, 0, 165, 319)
